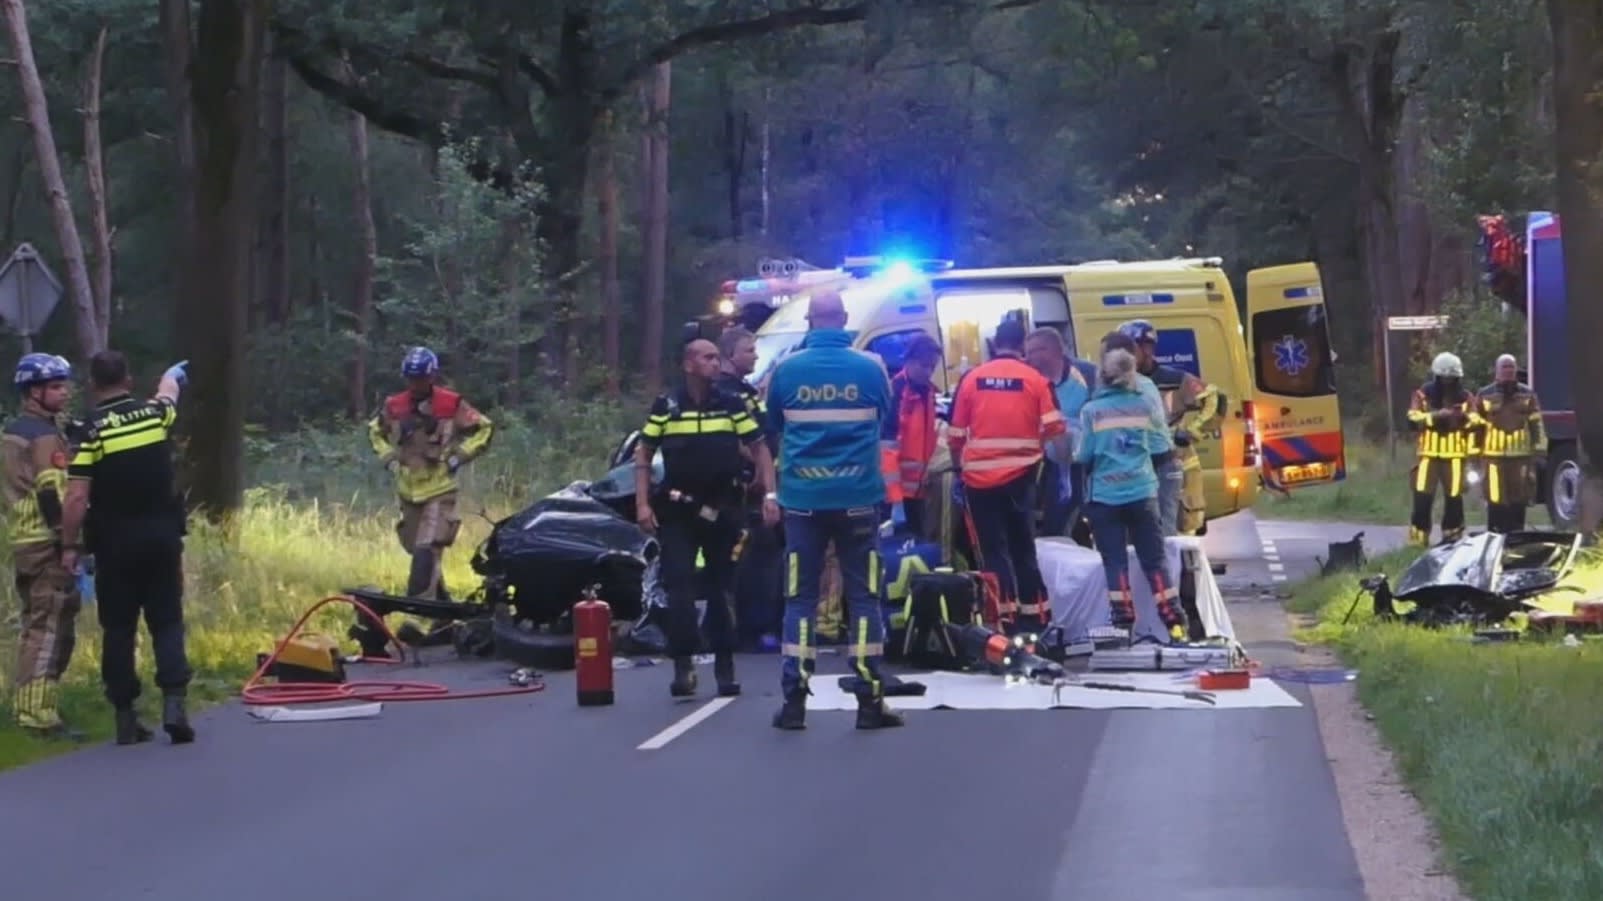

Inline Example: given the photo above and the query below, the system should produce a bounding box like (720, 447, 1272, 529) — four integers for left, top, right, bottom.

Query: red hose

(241, 595, 545, 706)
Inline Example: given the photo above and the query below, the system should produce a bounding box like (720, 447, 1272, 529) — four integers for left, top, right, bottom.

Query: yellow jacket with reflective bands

(1, 409, 70, 546)
(368, 386, 494, 503)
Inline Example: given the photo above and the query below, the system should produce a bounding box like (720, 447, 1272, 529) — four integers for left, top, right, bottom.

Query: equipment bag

(892, 571, 981, 667)
(881, 537, 942, 607)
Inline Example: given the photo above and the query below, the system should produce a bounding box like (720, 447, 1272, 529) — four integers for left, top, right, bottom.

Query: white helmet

(1431, 352, 1463, 378)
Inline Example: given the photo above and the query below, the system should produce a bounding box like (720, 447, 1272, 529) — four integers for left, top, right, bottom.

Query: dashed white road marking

(637, 697, 737, 751)
(1261, 535, 1290, 582)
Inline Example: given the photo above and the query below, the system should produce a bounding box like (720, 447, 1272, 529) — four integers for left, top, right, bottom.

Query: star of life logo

(1272, 335, 1310, 377)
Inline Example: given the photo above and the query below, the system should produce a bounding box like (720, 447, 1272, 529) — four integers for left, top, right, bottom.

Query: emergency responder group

(5, 350, 196, 745)
(1407, 351, 1546, 543)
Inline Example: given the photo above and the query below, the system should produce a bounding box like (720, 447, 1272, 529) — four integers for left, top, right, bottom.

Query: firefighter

(635, 338, 778, 698)
(716, 326, 784, 651)
(3, 353, 83, 739)
(891, 332, 943, 537)
(948, 317, 1067, 636)
(1120, 319, 1221, 536)
(60, 352, 194, 746)
(1406, 352, 1476, 545)
(368, 347, 494, 600)
(1470, 354, 1545, 533)
(767, 292, 902, 732)
(1025, 326, 1096, 540)
(1075, 346, 1189, 639)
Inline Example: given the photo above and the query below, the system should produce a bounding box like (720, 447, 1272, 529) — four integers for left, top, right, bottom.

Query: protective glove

(891, 502, 906, 526)
(163, 360, 189, 387)
(447, 455, 462, 476)
(952, 479, 966, 508)
(1173, 431, 1193, 447)
(76, 555, 95, 606)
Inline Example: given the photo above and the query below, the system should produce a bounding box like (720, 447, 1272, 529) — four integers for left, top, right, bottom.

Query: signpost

(1384, 314, 1451, 461)
(0, 243, 64, 354)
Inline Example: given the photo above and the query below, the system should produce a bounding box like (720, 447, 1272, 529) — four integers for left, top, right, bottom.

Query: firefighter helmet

(13, 352, 72, 391)
(1117, 319, 1158, 345)
(401, 346, 439, 378)
(1430, 352, 1464, 379)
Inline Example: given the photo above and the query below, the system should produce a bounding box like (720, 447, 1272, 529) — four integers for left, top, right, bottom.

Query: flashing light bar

(840, 256, 956, 278)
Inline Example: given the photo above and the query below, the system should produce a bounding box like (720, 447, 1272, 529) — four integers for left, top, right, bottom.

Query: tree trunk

(159, 0, 197, 285)
(261, 48, 290, 324)
(639, 62, 671, 396)
(173, 0, 269, 519)
(595, 108, 621, 397)
(2, 0, 101, 358)
(1547, 0, 1603, 536)
(82, 24, 113, 346)
(345, 78, 376, 420)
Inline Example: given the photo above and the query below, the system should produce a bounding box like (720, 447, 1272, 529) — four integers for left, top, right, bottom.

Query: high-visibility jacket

(1405, 380, 1475, 460)
(890, 371, 938, 500)
(369, 385, 495, 503)
(1470, 381, 1546, 458)
(948, 352, 1066, 490)
(1, 405, 70, 547)
(1142, 363, 1221, 471)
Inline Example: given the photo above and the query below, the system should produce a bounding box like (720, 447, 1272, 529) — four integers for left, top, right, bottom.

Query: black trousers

(734, 509, 784, 642)
(656, 506, 741, 658)
(964, 473, 1048, 632)
(95, 529, 193, 709)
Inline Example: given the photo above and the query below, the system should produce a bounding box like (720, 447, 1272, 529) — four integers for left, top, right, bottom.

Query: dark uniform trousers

(94, 517, 193, 708)
(656, 502, 741, 658)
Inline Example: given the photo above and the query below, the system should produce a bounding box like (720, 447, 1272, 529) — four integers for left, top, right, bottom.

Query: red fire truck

(1479, 211, 1585, 528)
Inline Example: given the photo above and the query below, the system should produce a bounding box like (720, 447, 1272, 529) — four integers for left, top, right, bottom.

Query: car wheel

(1546, 443, 1583, 530)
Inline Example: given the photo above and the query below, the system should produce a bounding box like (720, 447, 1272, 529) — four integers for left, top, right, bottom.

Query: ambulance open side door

(1244, 263, 1346, 491)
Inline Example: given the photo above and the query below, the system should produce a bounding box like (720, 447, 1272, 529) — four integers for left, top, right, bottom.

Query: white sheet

(1036, 536, 1234, 643)
(806, 669, 1300, 711)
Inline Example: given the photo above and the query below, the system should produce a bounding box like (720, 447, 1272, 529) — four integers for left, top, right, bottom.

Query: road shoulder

(1288, 613, 1472, 901)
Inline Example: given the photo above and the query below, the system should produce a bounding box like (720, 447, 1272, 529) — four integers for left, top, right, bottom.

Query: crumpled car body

(1393, 529, 1583, 621)
(471, 490, 659, 627)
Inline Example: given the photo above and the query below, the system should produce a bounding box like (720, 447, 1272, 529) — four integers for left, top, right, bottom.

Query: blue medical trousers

(780, 506, 884, 698)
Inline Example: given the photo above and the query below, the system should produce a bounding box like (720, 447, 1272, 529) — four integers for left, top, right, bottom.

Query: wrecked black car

(1365, 529, 1584, 625)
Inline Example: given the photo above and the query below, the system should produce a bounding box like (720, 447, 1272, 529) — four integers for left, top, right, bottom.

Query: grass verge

(1260, 433, 1551, 530)
(1287, 546, 1603, 901)
(0, 405, 633, 771)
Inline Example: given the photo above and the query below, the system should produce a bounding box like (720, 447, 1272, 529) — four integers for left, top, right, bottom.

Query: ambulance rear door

(1244, 263, 1346, 490)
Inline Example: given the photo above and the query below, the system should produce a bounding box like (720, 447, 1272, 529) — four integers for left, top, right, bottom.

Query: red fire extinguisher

(573, 584, 615, 706)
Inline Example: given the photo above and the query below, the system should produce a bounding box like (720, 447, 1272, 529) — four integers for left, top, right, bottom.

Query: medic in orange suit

(948, 318, 1066, 635)
(890, 333, 944, 536)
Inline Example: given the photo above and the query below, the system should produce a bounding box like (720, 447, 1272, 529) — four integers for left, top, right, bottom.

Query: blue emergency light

(840, 255, 955, 279)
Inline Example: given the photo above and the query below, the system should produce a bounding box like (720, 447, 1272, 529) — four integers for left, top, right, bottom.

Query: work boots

(771, 686, 809, 731)
(163, 695, 195, 744)
(855, 693, 905, 731)
(115, 708, 154, 746)
(713, 653, 741, 697)
(669, 657, 698, 698)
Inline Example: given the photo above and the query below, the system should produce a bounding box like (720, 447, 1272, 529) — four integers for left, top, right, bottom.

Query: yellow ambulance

(748, 256, 1345, 524)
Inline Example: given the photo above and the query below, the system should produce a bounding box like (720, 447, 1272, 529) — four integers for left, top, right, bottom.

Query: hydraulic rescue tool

(953, 621, 1218, 705)
(573, 585, 615, 707)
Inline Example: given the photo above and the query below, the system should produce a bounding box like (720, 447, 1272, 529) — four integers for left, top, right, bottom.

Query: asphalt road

(0, 511, 1402, 901)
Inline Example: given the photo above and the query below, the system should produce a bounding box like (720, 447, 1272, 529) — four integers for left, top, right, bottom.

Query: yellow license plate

(1280, 462, 1333, 484)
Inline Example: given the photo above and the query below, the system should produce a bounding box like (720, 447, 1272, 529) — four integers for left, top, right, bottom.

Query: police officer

(635, 338, 778, 699)
(59, 352, 194, 746)
(767, 292, 901, 732)
(1406, 352, 1476, 546)
(369, 347, 494, 599)
(717, 327, 784, 650)
(3, 353, 83, 739)
(1120, 320, 1221, 536)
(1471, 354, 1546, 533)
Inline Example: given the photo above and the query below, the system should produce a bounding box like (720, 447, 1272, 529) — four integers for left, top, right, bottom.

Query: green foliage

(1414, 287, 1528, 387)
(1286, 549, 1603, 900)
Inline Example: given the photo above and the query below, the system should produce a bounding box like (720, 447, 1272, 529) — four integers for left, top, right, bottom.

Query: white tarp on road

(805, 669, 1301, 711)
(1036, 536, 1235, 643)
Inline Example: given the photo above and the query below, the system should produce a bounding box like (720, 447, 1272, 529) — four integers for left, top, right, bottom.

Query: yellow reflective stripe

(733, 412, 759, 436)
(868, 550, 880, 594)
(659, 417, 738, 436)
(98, 420, 169, 455)
(1487, 462, 1502, 503)
(786, 552, 798, 597)
(852, 616, 879, 692)
(782, 407, 877, 423)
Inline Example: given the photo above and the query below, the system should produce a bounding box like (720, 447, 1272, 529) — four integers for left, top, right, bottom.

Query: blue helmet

(1117, 319, 1158, 345)
(401, 346, 439, 379)
(14, 352, 72, 391)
